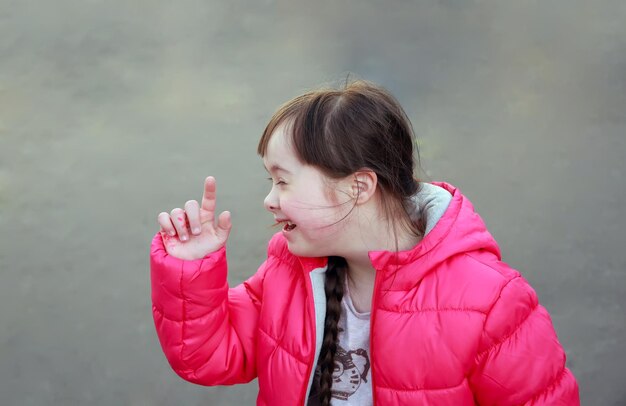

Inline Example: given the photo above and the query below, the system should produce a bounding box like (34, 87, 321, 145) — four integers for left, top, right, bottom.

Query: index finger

(200, 176, 216, 224)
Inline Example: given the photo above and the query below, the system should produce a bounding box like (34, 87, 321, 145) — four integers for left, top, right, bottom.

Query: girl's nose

(264, 191, 279, 212)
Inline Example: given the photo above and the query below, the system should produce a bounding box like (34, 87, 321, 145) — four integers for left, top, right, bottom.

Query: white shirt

(330, 275, 372, 405)
(307, 275, 372, 406)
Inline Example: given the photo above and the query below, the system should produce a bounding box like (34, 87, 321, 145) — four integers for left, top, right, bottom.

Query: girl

(150, 80, 580, 405)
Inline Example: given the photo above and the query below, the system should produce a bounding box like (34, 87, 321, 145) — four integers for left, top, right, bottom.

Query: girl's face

(262, 123, 354, 257)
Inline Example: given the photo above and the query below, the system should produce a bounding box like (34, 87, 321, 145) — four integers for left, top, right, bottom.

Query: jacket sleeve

(469, 275, 580, 405)
(150, 231, 270, 386)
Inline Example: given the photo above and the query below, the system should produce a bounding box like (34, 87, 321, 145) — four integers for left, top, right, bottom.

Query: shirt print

(329, 328, 371, 401)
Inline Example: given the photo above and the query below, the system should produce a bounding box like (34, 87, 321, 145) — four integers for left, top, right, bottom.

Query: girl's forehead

(264, 125, 298, 166)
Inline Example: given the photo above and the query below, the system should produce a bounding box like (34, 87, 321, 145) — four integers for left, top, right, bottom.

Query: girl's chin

(286, 241, 321, 258)
(282, 226, 340, 257)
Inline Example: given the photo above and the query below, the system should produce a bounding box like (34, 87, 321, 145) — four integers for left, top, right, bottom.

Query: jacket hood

(368, 181, 502, 285)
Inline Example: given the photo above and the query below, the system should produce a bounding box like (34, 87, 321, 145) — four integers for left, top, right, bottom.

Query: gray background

(1, 0, 625, 405)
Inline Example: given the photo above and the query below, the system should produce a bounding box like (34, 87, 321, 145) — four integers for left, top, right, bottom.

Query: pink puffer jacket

(150, 182, 579, 405)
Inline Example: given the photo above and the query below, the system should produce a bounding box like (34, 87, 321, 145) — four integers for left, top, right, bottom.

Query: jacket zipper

(300, 271, 317, 406)
(369, 268, 382, 406)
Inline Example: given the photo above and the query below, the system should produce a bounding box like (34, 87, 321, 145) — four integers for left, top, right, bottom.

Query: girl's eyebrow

(264, 164, 292, 174)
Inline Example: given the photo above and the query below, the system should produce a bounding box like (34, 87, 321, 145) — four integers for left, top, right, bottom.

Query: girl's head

(257, 79, 424, 258)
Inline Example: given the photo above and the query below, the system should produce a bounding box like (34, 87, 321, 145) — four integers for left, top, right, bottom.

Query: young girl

(150, 80, 580, 405)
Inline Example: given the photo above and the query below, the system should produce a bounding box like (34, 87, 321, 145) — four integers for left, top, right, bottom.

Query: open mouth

(283, 221, 297, 232)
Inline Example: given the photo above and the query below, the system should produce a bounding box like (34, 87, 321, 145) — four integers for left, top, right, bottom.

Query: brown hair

(257, 78, 424, 405)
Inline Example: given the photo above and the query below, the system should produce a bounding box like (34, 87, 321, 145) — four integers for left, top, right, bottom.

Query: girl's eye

(266, 177, 286, 185)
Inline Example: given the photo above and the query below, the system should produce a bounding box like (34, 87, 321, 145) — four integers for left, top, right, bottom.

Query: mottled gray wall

(1, 1, 625, 404)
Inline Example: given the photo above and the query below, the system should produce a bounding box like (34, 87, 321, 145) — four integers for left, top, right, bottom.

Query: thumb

(216, 211, 232, 241)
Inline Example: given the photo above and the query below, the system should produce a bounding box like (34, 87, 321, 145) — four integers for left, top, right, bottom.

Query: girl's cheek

(289, 204, 346, 232)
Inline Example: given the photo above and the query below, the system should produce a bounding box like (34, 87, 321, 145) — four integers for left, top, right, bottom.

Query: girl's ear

(351, 170, 377, 204)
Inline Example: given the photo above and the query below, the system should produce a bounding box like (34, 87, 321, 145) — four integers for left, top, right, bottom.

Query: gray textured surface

(1, 1, 625, 404)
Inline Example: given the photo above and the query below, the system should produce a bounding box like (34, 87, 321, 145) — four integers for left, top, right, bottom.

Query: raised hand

(157, 176, 232, 260)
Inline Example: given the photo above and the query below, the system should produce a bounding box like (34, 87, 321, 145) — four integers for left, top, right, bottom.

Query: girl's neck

(337, 208, 423, 312)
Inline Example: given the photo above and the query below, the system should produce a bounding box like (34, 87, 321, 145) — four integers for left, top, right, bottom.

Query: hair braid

(318, 256, 347, 406)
